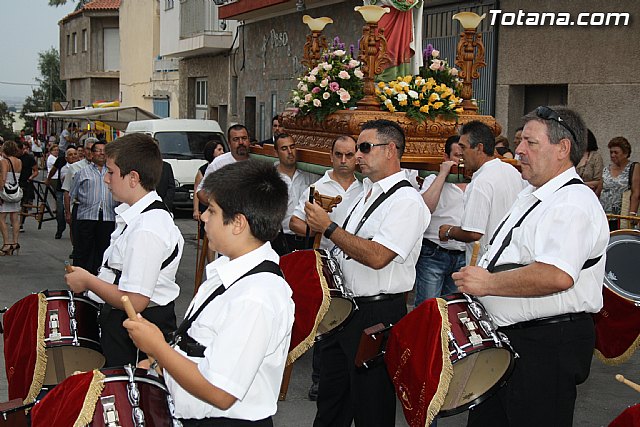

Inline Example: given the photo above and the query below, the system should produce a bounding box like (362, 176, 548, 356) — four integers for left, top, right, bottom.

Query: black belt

(284, 233, 305, 241)
(500, 312, 592, 330)
(422, 238, 465, 255)
(355, 292, 405, 304)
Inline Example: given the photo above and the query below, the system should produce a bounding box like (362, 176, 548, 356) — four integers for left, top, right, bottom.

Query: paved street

(1, 203, 639, 426)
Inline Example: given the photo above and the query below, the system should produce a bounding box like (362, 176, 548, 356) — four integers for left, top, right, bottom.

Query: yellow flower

(455, 107, 464, 114)
(388, 105, 396, 113)
(396, 76, 403, 82)
(399, 100, 408, 106)
(420, 105, 430, 113)
(384, 88, 393, 95)
(428, 93, 439, 102)
(380, 95, 387, 101)
(412, 100, 421, 107)
(419, 93, 424, 99)
(433, 101, 444, 109)
(403, 75, 413, 83)
(378, 82, 386, 88)
(375, 89, 381, 95)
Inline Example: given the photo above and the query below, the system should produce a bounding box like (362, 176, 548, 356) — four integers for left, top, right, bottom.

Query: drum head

(605, 230, 640, 302)
(43, 347, 105, 385)
(440, 347, 513, 416)
(316, 298, 354, 339)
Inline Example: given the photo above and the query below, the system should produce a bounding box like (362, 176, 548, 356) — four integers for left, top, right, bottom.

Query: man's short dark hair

(105, 133, 162, 191)
(227, 124, 248, 141)
(331, 135, 356, 152)
(459, 121, 495, 156)
(444, 135, 460, 156)
(202, 159, 288, 242)
(91, 141, 106, 152)
(272, 115, 280, 124)
(361, 119, 405, 158)
(522, 105, 586, 166)
(274, 133, 293, 149)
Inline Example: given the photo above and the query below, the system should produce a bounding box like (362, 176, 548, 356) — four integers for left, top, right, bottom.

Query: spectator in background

(513, 126, 523, 149)
(17, 142, 38, 232)
(576, 129, 604, 194)
(46, 144, 59, 178)
(258, 115, 285, 146)
(495, 135, 514, 159)
(0, 141, 23, 255)
(156, 161, 176, 211)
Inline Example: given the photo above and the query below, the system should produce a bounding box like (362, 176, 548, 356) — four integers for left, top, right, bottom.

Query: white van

(125, 119, 227, 209)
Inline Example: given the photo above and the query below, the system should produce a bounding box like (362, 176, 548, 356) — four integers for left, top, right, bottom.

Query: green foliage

(0, 101, 16, 141)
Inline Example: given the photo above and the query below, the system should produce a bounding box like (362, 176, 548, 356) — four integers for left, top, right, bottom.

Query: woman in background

(577, 129, 604, 194)
(0, 141, 23, 255)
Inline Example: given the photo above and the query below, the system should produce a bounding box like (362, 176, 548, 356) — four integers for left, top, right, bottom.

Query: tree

(0, 101, 16, 141)
(20, 48, 66, 133)
(48, 0, 90, 10)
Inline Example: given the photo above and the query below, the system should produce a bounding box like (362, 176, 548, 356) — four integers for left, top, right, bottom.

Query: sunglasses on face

(534, 106, 579, 144)
(357, 142, 390, 154)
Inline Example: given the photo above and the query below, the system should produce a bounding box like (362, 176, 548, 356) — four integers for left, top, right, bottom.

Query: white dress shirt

(477, 168, 609, 327)
(165, 242, 294, 420)
(461, 158, 526, 264)
(420, 174, 465, 251)
(197, 152, 238, 192)
(279, 168, 319, 234)
(93, 191, 184, 305)
(336, 171, 430, 296)
(292, 170, 363, 250)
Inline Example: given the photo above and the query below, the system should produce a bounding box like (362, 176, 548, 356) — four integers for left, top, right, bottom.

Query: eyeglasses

(357, 142, 390, 154)
(534, 106, 579, 144)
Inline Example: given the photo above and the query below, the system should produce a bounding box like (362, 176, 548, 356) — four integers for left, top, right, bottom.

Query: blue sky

(0, 0, 76, 101)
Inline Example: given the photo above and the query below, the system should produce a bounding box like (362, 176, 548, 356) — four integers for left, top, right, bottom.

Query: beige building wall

(494, 0, 640, 163)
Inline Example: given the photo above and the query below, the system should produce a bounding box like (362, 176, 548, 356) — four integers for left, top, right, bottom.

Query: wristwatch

(324, 222, 339, 239)
(445, 226, 454, 239)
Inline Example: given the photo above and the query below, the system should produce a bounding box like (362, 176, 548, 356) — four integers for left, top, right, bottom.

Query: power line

(0, 81, 37, 87)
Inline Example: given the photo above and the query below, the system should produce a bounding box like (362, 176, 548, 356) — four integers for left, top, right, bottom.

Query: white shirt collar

(205, 242, 279, 288)
(531, 167, 580, 202)
(116, 191, 163, 225)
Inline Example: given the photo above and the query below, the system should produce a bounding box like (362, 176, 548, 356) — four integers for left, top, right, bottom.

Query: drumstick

(64, 261, 74, 273)
(616, 374, 640, 393)
(121, 296, 138, 321)
(469, 242, 480, 266)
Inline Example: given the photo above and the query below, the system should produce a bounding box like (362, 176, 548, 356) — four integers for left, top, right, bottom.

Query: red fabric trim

(31, 371, 95, 427)
(4, 294, 39, 401)
(595, 287, 640, 359)
(384, 299, 444, 427)
(280, 250, 325, 354)
(378, 8, 414, 67)
(609, 403, 640, 427)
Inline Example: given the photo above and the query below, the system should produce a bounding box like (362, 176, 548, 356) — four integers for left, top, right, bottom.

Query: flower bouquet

(290, 38, 364, 123)
(419, 44, 463, 97)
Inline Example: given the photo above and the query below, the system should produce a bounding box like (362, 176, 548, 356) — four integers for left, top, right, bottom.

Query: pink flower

(338, 89, 351, 103)
(329, 82, 340, 92)
(338, 70, 350, 80)
(450, 68, 459, 76)
(313, 99, 322, 107)
(312, 87, 321, 94)
(429, 60, 441, 71)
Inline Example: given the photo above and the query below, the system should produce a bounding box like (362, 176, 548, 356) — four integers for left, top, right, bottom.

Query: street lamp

(452, 11, 487, 114)
(354, 5, 391, 111)
(302, 15, 333, 69)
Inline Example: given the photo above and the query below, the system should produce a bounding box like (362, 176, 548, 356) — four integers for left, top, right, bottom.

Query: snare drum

(92, 366, 174, 427)
(440, 293, 516, 416)
(315, 249, 356, 341)
(42, 290, 105, 385)
(0, 400, 33, 427)
(604, 229, 640, 302)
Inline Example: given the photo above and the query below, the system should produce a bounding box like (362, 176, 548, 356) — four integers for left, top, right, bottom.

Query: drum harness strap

(486, 178, 602, 273)
(171, 260, 284, 358)
(102, 200, 180, 288)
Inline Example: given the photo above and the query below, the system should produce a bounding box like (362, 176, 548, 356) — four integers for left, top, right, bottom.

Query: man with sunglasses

(453, 106, 609, 426)
(305, 119, 429, 427)
(439, 120, 525, 265)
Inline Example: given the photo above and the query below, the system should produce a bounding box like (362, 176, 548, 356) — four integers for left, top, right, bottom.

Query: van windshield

(155, 132, 225, 160)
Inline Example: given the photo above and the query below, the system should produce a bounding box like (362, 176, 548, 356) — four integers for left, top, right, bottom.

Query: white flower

(307, 75, 317, 83)
(339, 89, 351, 103)
(398, 81, 409, 89)
(304, 94, 312, 103)
(349, 59, 360, 68)
(353, 69, 364, 79)
(313, 99, 322, 107)
(310, 67, 319, 76)
(384, 99, 393, 106)
(322, 92, 330, 100)
(322, 63, 333, 71)
(408, 90, 419, 99)
(320, 79, 329, 88)
(429, 60, 442, 71)
(293, 96, 300, 103)
(333, 49, 346, 57)
(432, 49, 440, 58)
(338, 70, 350, 80)
(397, 93, 408, 102)
(450, 68, 459, 76)
(298, 100, 305, 107)
(300, 84, 309, 92)
(297, 81, 304, 90)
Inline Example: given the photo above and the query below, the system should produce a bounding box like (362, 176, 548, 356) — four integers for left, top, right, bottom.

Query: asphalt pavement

(0, 201, 639, 426)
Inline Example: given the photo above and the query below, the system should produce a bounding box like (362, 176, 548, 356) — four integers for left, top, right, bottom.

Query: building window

(195, 78, 208, 119)
(66, 35, 70, 55)
(153, 99, 170, 118)
(72, 32, 77, 54)
(82, 29, 88, 52)
(165, 0, 174, 10)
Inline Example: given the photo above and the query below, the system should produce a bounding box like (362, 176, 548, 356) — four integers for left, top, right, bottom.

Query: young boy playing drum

(65, 134, 184, 367)
(125, 159, 295, 426)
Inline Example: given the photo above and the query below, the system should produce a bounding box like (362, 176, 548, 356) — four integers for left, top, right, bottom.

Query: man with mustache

(196, 124, 250, 205)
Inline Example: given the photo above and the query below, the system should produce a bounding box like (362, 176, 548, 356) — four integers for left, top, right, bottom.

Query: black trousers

(74, 217, 114, 275)
(467, 316, 595, 427)
(313, 294, 407, 427)
(99, 301, 177, 368)
(179, 417, 273, 427)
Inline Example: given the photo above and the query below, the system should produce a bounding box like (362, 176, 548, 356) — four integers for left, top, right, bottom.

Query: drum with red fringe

(42, 290, 105, 385)
(315, 249, 356, 340)
(440, 293, 516, 415)
(92, 366, 173, 427)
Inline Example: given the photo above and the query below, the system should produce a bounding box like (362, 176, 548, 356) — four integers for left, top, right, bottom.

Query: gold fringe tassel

(424, 298, 454, 427)
(73, 370, 106, 427)
(24, 293, 49, 404)
(594, 333, 640, 365)
(286, 250, 332, 366)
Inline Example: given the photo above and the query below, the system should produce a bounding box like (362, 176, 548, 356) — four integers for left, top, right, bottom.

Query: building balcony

(171, 0, 237, 57)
